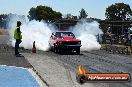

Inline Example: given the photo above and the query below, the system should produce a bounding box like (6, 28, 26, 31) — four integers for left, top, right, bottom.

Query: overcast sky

(0, 0, 131, 19)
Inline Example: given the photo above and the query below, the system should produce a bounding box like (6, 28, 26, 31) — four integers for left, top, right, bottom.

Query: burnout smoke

(8, 17, 102, 52)
(9, 20, 56, 51)
(70, 20, 103, 51)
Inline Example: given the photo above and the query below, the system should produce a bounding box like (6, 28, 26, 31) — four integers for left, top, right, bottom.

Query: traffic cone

(32, 41, 36, 53)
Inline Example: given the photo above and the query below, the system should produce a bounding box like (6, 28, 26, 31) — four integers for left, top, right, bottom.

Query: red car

(49, 31, 81, 54)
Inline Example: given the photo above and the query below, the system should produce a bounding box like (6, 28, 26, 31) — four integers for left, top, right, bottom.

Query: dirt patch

(0, 29, 9, 35)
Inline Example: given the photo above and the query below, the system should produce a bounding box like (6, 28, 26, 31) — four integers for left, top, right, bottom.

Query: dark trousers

(15, 39, 21, 55)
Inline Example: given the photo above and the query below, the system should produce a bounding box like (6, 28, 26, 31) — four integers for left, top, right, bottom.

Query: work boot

(18, 53, 22, 55)
(15, 54, 21, 57)
(15, 54, 23, 57)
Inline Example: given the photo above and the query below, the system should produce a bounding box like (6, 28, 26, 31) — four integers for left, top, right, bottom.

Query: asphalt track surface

(24, 50, 132, 87)
(0, 35, 132, 87)
(0, 35, 31, 68)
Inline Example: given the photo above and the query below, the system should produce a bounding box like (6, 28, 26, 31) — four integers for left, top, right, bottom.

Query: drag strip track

(38, 51, 79, 87)
(45, 50, 132, 87)
(1, 33, 131, 86)
(20, 47, 132, 87)
(82, 51, 132, 73)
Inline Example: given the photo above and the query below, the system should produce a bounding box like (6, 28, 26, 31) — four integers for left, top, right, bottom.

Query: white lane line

(28, 68, 47, 87)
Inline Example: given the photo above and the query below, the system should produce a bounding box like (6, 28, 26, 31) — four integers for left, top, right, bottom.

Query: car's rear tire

(49, 43, 52, 51)
(76, 48, 80, 54)
(54, 48, 59, 53)
(53, 45, 59, 54)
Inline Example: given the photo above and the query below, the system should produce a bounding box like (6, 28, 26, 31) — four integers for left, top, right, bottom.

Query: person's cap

(17, 21, 21, 26)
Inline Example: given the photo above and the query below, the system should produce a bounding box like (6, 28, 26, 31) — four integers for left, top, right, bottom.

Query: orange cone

(32, 41, 36, 53)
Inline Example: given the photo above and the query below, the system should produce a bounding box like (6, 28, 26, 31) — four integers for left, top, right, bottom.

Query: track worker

(14, 21, 22, 57)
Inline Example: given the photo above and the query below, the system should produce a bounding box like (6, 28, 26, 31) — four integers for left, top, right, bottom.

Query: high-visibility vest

(14, 27, 22, 40)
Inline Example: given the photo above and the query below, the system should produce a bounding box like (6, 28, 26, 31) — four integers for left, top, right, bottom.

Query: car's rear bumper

(56, 45, 81, 49)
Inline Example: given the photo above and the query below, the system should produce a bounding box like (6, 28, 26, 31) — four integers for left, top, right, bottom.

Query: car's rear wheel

(76, 48, 80, 54)
(53, 45, 59, 53)
(49, 43, 52, 51)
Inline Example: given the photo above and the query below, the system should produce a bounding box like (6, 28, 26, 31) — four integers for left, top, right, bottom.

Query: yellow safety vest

(14, 27, 22, 40)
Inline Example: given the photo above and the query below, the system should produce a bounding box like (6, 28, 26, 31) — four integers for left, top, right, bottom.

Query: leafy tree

(105, 3, 132, 35)
(28, 6, 62, 22)
(105, 3, 132, 21)
(0, 13, 26, 29)
(0, 14, 8, 28)
(64, 14, 73, 19)
(79, 8, 88, 19)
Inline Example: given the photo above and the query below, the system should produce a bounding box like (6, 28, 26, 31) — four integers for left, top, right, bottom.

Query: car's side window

(56, 32, 61, 37)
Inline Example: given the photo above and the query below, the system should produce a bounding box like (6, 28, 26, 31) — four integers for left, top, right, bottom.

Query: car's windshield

(56, 32, 75, 37)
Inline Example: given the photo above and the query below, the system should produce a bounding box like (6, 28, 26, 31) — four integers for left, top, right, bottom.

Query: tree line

(104, 3, 132, 35)
(27, 3, 132, 22)
(0, 13, 26, 29)
(0, 3, 132, 30)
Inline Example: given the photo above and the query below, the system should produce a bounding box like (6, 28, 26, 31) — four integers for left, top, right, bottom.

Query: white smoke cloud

(8, 17, 103, 52)
(9, 20, 56, 51)
(70, 20, 103, 51)
(20, 20, 55, 51)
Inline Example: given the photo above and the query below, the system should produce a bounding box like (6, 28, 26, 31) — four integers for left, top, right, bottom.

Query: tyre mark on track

(82, 52, 132, 72)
